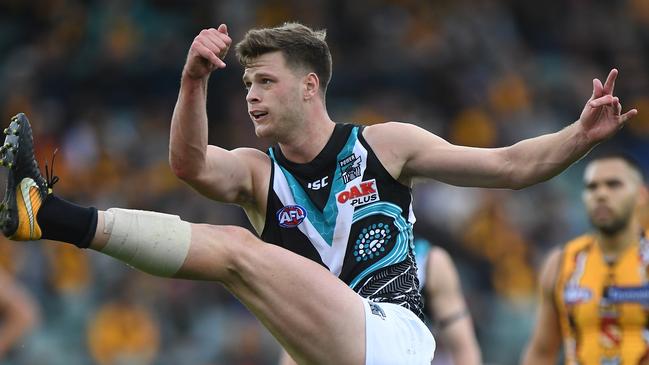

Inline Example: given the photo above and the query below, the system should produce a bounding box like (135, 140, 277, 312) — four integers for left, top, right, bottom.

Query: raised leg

(91, 211, 367, 365)
(0, 113, 367, 365)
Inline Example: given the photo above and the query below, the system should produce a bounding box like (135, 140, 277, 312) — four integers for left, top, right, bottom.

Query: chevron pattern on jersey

(356, 250, 424, 319)
(268, 128, 359, 246)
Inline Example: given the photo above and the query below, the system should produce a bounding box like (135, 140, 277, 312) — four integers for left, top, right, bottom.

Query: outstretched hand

(183, 24, 232, 80)
(578, 69, 638, 143)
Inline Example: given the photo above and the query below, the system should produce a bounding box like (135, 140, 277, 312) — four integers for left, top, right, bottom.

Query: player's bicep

(190, 146, 267, 205)
(386, 123, 512, 187)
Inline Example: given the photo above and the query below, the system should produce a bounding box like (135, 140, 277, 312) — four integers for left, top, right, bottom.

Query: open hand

(183, 24, 232, 80)
(579, 69, 638, 143)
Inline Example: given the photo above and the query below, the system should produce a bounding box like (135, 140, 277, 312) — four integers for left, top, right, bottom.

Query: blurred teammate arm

(0, 269, 38, 358)
(427, 247, 481, 365)
(170, 24, 268, 207)
(364, 69, 637, 189)
(522, 248, 562, 365)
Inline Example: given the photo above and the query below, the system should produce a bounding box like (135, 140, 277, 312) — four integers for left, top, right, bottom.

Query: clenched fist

(183, 24, 232, 80)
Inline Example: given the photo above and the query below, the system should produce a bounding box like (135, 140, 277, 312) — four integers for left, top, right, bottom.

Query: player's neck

(596, 220, 640, 257)
(277, 110, 335, 164)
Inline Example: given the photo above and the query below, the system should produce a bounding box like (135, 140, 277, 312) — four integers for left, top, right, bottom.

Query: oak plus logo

(276, 205, 307, 228)
(336, 179, 380, 208)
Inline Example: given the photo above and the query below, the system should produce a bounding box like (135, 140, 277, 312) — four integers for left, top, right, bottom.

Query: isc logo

(307, 176, 328, 190)
(276, 205, 307, 228)
(336, 179, 380, 208)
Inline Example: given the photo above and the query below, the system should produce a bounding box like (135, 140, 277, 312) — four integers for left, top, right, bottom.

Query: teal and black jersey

(261, 123, 423, 318)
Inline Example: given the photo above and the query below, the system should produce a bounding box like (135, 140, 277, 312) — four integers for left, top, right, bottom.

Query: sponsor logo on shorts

(276, 205, 307, 228)
(563, 286, 592, 305)
(369, 302, 386, 320)
(336, 179, 379, 208)
(339, 153, 362, 183)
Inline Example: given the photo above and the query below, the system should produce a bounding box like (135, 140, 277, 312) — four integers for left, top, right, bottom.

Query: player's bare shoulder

(232, 147, 271, 167)
(362, 121, 413, 182)
(362, 121, 411, 146)
(363, 121, 442, 183)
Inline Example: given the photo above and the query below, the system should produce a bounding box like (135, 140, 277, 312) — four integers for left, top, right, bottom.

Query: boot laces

(44, 148, 59, 192)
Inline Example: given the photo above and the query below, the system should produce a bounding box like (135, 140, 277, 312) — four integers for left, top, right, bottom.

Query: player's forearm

(169, 75, 211, 180)
(505, 121, 594, 189)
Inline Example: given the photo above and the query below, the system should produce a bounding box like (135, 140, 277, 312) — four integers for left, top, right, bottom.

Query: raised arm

(169, 24, 267, 206)
(521, 249, 562, 365)
(364, 69, 637, 189)
(426, 247, 481, 365)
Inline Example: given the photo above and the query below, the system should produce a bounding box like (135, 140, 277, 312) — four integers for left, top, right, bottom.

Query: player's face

(243, 51, 305, 140)
(582, 159, 641, 235)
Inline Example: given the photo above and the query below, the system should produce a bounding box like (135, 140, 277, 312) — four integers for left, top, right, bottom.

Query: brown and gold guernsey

(554, 231, 649, 365)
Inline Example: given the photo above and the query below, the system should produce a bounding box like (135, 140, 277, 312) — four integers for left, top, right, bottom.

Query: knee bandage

(100, 208, 192, 277)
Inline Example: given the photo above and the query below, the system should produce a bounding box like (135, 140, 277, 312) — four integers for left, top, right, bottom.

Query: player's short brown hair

(235, 22, 332, 96)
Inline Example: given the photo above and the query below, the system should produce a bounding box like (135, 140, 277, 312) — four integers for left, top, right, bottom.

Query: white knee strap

(100, 208, 192, 277)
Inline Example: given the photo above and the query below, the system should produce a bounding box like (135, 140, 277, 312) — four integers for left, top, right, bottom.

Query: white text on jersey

(307, 176, 329, 190)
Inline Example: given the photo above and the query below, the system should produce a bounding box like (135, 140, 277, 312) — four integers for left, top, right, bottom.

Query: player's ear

(304, 72, 319, 100)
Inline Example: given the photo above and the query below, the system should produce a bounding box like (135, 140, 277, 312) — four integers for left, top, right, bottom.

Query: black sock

(36, 195, 98, 248)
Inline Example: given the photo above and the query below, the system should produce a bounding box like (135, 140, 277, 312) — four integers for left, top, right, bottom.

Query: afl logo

(277, 205, 307, 228)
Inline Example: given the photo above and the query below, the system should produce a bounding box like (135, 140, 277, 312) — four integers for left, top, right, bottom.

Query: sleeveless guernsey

(261, 123, 423, 318)
(554, 231, 649, 364)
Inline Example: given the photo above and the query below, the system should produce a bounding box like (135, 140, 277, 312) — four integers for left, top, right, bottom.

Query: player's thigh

(183, 224, 367, 364)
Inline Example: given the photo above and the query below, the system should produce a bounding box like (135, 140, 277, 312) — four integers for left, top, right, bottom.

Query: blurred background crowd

(0, 0, 648, 364)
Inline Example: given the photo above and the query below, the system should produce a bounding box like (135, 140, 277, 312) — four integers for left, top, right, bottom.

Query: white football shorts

(362, 298, 436, 365)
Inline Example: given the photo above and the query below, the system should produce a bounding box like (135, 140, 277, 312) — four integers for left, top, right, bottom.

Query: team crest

(276, 205, 307, 228)
(339, 153, 362, 183)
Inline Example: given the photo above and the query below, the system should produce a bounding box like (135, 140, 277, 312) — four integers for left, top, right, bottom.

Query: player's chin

(252, 122, 274, 139)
